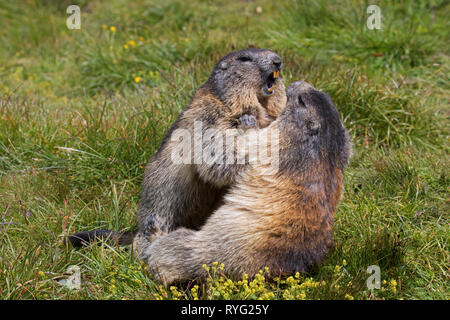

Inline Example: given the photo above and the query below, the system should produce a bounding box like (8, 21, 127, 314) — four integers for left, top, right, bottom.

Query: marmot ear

(220, 62, 228, 70)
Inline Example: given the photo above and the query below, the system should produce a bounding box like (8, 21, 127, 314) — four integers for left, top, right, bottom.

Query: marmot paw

(239, 114, 257, 129)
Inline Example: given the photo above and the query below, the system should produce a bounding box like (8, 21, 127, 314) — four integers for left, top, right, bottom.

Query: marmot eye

(237, 56, 253, 62)
(298, 95, 306, 107)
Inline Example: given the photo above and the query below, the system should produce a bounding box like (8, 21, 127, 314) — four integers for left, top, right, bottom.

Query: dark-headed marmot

(67, 48, 287, 248)
(138, 81, 352, 284)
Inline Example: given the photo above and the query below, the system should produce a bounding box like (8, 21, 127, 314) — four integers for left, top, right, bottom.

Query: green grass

(0, 0, 448, 300)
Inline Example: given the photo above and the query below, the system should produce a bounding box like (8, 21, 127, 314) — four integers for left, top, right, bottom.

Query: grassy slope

(0, 0, 448, 299)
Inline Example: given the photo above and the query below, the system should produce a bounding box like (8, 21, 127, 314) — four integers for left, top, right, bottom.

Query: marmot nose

(268, 53, 282, 69)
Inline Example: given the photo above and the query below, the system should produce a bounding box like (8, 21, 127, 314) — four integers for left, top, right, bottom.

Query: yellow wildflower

(296, 291, 306, 300)
(390, 279, 397, 294)
(109, 26, 116, 32)
(135, 76, 141, 83)
(191, 285, 199, 299)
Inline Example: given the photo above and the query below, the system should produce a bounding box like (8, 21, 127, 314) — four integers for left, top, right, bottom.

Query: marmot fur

(67, 48, 287, 248)
(138, 81, 352, 284)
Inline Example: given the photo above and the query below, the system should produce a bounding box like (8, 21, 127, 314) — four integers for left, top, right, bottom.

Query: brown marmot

(67, 48, 287, 248)
(138, 81, 352, 284)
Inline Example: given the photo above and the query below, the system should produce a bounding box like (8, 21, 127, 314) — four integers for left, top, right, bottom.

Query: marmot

(138, 81, 352, 284)
(67, 48, 287, 248)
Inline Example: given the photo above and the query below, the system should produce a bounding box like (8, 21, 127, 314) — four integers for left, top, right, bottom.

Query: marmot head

(208, 48, 285, 106)
(280, 81, 352, 171)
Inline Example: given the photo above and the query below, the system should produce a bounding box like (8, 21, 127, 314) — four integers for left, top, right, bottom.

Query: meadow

(0, 0, 448, 299)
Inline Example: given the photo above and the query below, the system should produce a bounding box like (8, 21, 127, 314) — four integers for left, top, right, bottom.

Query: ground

(0, 0, 448, 299)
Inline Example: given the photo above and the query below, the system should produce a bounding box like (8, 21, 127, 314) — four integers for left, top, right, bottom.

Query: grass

(0, 0, 448, 300)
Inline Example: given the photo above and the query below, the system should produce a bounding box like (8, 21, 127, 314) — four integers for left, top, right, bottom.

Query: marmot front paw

(239, 114, 257, 129)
